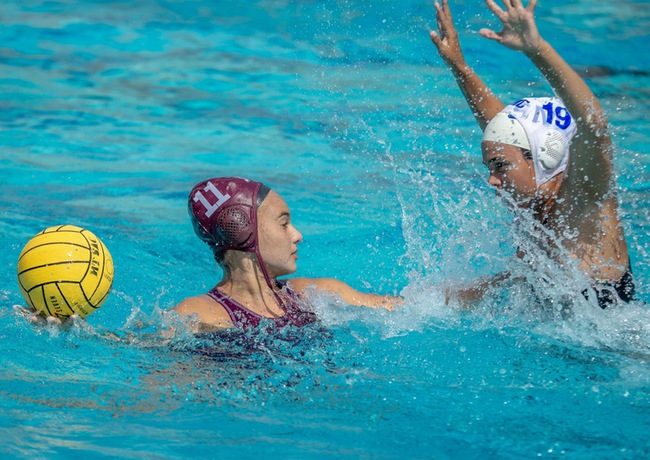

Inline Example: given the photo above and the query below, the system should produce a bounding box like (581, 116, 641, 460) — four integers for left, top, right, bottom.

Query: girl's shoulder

(172, 294, 234, 330)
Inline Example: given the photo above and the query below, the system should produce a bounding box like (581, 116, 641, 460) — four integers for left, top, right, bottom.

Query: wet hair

(257, 184, 271, 207)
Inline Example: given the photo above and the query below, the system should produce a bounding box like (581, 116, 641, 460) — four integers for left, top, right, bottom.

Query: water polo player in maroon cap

(172, 177, 400, 332)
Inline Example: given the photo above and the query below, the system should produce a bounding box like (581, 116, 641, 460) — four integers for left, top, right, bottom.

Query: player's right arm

(429, 0, 504, 130)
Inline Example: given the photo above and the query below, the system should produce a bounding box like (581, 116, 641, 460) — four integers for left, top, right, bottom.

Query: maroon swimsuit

(206, 281, 318, 330)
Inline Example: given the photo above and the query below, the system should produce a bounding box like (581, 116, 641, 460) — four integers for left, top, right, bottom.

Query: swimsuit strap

(206, 287, 263, 329)
(205, 282, 317, 330)
(276, 280, 319, 327)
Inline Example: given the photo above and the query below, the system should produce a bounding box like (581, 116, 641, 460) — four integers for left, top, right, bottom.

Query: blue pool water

(1, 0, 649, 458)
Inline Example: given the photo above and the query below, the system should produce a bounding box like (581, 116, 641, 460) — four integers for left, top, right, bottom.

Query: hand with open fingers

(429, 0, 468, 68)
(374, 295, 403, 312)
(13, 304, 81, 329)
(479, 0, 542, 54)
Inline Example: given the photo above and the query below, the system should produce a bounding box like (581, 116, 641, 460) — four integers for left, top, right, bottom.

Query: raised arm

(479, 0, 613, 199)
(430, 0, 505, 130)
(289, 277, 401, 311)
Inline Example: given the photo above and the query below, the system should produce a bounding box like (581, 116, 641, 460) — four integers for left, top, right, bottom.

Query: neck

(533, 175, 562, 223)
(218, 254, 284, 317)
(530, 195, 556, 224)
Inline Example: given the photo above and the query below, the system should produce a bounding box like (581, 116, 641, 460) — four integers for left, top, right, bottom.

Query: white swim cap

(482, 97, 577, 187)
(482, 112, 531, 150)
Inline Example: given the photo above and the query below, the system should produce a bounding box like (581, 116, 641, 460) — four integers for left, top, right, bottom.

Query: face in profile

(482, 141, 537, 206)
(257, 191, 303, 278)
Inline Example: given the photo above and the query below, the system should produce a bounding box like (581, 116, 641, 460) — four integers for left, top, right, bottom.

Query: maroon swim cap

(189, 177, 268, 253)
(188, 176, 288, 309)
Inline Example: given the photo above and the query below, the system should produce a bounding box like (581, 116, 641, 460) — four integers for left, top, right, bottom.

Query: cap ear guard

(487, 97, 576, 187)
(537, 130, 567, 171)
(214, 205, 255, 249)
(188, 177, 260, 251)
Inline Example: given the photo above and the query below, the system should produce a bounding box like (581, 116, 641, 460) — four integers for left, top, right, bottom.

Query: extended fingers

(488, 0, 532, 16)
(13, 304, 33, 317)
(485, 0, 506, 19)
(46, 316, 63, 326)
(499, 0, 534, 13)
(526, 0, 538, 13)
(430, 2, 446, 45)
(435, 5, 445, 37)
(12, 304, 43, 324)
(503, 0, 527, 10)
(434, 1, 451, 35)
(429, 30, 441, 45)
(440, 0, 452, 21)
(479, 27, 501, 42)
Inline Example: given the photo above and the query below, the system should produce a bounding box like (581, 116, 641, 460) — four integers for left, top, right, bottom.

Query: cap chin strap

(248, 186, 286, 311)
(254, 247, 285, 310)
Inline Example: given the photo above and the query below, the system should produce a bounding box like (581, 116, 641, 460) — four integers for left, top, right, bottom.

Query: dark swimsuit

(205, 281, 318, 330)
(582, 266, 636, 309)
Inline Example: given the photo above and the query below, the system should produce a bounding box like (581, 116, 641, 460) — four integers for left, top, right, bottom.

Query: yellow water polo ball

(17, 225, 114, 319)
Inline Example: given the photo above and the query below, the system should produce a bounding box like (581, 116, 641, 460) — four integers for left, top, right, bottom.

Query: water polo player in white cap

(429, 0, 635, 309)
(172, 177, 400, 332)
